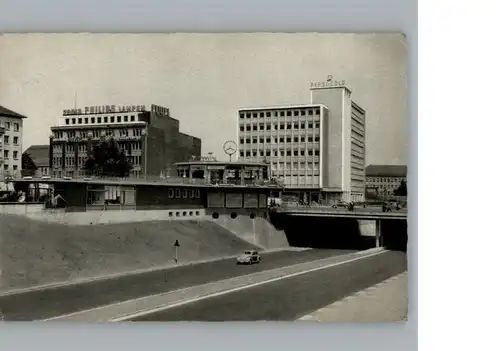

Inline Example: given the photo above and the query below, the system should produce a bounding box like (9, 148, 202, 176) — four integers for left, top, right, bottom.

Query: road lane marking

(0, 248, 309, 297)
(40, 249, 386, 322)
(109, 249, 388, 322)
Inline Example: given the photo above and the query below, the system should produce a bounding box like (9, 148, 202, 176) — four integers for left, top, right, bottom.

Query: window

(294, 137, 298, 142)
(240, 138, 244, 144)
(240, 151, 244, 157)
(260, 124, 264, 130)
(294, 111, 299, 116)
(239, 113, 244, 119)
(308, 137, 313, 142)
(85, 117, 89, 124)
(110, 116, 115, 123)
(246, 113, 251, 118)
(246, 151, 251, 156)
(246, 138, 250, 143)
(279, 137, 284, 143)
(117, 116, 121, 122)
(286, 137, 291, 143)
(294, 150, 298, 156)
(301, 137, 305, 142)
(280, 124, 284, 130)
(301, 110, 306, 116)
(3, 150, 8, 158)
(259, 138, 264, 143)
(315, 109, 320, 115)
(13, 151, 18, 159)
(78, 118, 82, 124)
(315, 122, 320, 128)
(308, 150, 313, 156)
(308, 123, 313, 128)
(13, 123, 19, 132)
(104, 117, 108, 123)
(266, 124, 271, 130)
(240, 126, 244, 131)
(280, 111, 285, 117)
(287, 124, 292, 130)
(5, 122, 10, 130)
(301, 123, 305, 129)
(266, 150, 271, 156)
(183, 190, 188, 198)
(13, 165, 18, 171)
(246, 126, 251, 131)
(131, 116, 135, 122)
(13, 136, 18, 145)
(260, 150, 264, 156)
(65, 119, 69, 125)
(266, 112, 271, 117)
(3, 136, 8, 144)
(252, 151, 257, 157)
(252, 113, 257, 118)
(266, 138, 271, 143)
(308, 110, 313, 115)
(286, 111, 291, 116)
(286, 150, 291, 156)
(91, 117, 95, 123)
(72, 118, 76, 124)
(124, 116, 128, 122)
(315, 136, 320, 142)
(315, 150, 320, 156)
(300, 150, 305, 156)
(97, 117, 102, 123)
(260, 112, 264, 118)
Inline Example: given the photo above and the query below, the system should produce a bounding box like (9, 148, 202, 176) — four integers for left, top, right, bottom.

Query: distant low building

(23, 144, 50, 177)
(365, 164, 407, 197)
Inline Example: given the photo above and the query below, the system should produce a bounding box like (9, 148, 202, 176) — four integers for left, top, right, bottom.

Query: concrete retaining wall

(212, 214, 290, 250)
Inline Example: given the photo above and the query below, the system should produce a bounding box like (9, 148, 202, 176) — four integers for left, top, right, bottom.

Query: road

(0, 248, 354, 321)
(129, 250, 407, 321)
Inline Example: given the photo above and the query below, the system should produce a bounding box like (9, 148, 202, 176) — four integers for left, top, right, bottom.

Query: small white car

(236, 250, 261, 265)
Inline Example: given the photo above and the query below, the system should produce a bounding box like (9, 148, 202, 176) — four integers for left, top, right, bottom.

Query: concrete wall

(0, 204, 207, 225)
(207, 208, 290, 250)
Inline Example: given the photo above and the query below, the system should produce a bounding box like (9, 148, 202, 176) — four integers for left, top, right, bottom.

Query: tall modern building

(0, 105, 27, 179)
(50, 104, 201, 178)
(238, 77, 366, 203)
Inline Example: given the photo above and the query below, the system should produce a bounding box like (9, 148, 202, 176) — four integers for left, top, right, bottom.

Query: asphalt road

(0, 248, 354, 321)
(130, 250, 407, 321)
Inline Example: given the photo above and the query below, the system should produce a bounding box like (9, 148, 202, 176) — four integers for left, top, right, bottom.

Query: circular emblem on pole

(223, 141, 237, 162)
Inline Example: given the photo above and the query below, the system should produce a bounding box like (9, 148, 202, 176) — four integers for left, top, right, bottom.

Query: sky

(0, 33, 407, 165)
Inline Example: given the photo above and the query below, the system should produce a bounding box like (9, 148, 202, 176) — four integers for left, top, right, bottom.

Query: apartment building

(0, 105, 27, 179)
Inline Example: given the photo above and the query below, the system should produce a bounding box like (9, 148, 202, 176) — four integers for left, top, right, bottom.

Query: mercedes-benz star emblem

(223, 141, 237, 156)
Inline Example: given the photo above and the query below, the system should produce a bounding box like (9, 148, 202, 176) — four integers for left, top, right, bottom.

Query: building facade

(0, 105, 27, 179)
(50, 104, 201, 178)
(365, 165, 407, 197)
(23, 145, 51, 177)
(237, 78, 366, 203)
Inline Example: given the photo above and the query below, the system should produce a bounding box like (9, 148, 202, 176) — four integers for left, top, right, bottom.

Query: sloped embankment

(0, 215, 258, 292)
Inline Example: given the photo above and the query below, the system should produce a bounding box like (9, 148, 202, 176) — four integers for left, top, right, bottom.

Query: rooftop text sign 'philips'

(310, 75, 345, 89)
(63, 105, 146, 116)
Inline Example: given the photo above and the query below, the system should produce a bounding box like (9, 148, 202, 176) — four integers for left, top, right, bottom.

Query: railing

(1, 174, 285, 188)
(276, 202, 408, 215)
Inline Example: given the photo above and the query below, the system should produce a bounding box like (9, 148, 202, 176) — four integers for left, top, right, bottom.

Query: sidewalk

(298, 271, 408, 322)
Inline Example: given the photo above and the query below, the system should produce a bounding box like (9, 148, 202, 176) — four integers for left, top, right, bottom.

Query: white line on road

(109, 249, 387, 322)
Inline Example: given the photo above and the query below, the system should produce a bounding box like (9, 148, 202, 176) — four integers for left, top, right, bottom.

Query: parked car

(236, 250, 261, 265)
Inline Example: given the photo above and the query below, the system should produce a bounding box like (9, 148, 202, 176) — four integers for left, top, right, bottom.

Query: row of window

(367, 177, 405, 183)
(3, 164, 19, 171)
(3, 136, 19, 145)
(240, 136, 320, 144)
(241, 149, 320, 157)
(54, 142, 143, 153)
(65, 115, 137, 125)
(240, 122, 320, 132)
(3, 150, 18, 160)
(52, 155, 143, 168)
(0, 121, 20, 132)
(270, 162, 320, 170)
(168, 188, 201, 199)
(239, 109, 321, 119)
(54, 128, 144, 139)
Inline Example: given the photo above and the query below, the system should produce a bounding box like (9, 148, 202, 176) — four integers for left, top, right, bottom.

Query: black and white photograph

(0, 33, 408, 322)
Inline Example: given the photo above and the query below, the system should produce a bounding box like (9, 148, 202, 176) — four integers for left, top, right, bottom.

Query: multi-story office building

(238, 77, 366, 203)
(0, 105, 27, 179)
(365, 165, 407, 197)
(50, 104, 201, 178)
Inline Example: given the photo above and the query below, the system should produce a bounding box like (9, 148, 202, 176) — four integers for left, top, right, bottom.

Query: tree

(84, 138, 133, 177)
(21, 153, 38, 176)
(394, 179, 407, 196)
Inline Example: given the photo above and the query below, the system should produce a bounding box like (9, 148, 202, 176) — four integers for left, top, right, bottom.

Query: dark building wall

(145, 111, 201, 175)
(53, 182, 87, 212)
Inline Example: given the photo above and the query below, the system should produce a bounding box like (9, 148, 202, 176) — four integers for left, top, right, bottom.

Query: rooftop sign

(63, 105, 146, 116)
(310, 75, 345, 89)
